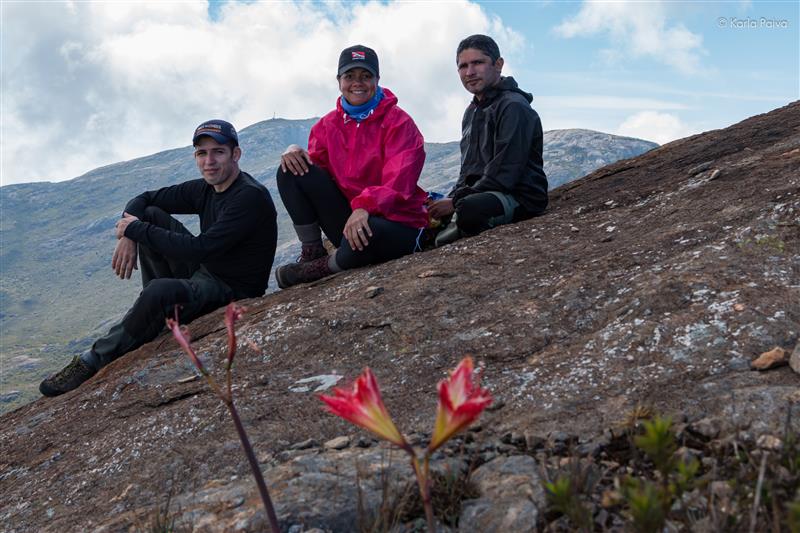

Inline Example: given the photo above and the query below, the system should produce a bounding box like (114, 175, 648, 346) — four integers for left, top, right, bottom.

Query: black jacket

(123, 172, 277, 298)
(453, 76, 548, 214)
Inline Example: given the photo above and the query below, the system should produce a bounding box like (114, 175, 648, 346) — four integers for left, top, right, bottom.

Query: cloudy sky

(1, 0, 797, 186)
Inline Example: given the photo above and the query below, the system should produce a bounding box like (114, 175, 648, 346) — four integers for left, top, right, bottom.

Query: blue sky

(480, 1, 797, 139)
(1, 0, 798, 186)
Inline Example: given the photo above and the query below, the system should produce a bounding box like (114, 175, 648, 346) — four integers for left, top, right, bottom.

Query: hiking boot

(276, 254, 335, 289)
(39, 356, 97, 397)
(434, 220, 464, 247)
(298, 242, 327, 263)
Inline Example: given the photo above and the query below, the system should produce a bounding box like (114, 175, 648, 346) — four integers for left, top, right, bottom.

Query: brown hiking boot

(298, 242, 327, 263)
(39, 356, 97, 397)
(275, 255, 335, 289)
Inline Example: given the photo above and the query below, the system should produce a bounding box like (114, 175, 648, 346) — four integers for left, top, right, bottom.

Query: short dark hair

(456, 34, 501, 64)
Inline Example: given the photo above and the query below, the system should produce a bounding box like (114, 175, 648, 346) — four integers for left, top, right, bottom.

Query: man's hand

(280, 144, 312, 176)
(111, 237, 139, 280)
(115, 212, 140, 240)
(343, 208, 372, 251)
(428, 198, 455, 219)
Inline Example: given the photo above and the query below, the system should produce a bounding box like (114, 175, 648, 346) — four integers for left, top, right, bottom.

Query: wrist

(122, 220, 140, 239)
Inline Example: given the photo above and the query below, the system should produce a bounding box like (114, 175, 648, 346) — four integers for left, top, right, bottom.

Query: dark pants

(455, 192, 532, 235)
(86, 207, 233, 370)
(276, 165, 421, 270)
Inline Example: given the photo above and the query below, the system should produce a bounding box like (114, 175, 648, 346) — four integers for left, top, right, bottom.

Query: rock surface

(458, 455, 545, 532)
(791, 342, 800, 375)
(1, 102, 798, 531)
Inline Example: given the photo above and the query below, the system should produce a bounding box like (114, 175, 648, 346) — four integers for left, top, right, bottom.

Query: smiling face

(457, 48, 504, 100)
(338, 67, 378, 106)
(193, 137, 241, 192)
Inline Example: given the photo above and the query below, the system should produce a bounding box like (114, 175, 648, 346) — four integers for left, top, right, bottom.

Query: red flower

(166, 316, 207, 376)
(321, 368, 408, 449)
(428, 356, 492, 452)
(225, 302, 246, 365)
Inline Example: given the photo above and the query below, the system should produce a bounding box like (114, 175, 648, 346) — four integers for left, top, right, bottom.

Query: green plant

(621, 415, 701, 531)
(634, 416, 676, 475)
(788, 496, 800, 533)
(544, 475, 593, 532)
(623, 477, 668, 533)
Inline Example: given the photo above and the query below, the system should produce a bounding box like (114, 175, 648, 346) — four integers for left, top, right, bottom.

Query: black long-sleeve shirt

(123, 172, 277, 298)
(453, 76, 548, 214)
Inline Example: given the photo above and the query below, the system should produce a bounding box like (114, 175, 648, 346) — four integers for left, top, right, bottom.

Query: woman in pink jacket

(275, 44, 428, 288)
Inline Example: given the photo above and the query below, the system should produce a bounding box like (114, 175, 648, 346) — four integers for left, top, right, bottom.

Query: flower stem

(226, 400, 280, 533)
(411, 455, 435, 533)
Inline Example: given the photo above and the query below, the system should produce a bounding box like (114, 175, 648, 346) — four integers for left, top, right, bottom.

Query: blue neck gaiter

(341, 86, 385, 122)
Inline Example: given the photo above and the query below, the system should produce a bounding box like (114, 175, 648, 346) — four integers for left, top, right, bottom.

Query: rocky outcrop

(0, 102, 798, 532)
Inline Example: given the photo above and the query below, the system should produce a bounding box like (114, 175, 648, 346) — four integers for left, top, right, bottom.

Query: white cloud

(554, 1, 705, 74)
(616, 111, 697, 145)
(537, 95, 690, 111)
(1, 1, 521, 185)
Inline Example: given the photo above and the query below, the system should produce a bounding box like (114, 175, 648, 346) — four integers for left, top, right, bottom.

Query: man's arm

(124, 180, 204, 219)
(123, 187, 265, 263)
(112, 181, 203, 279)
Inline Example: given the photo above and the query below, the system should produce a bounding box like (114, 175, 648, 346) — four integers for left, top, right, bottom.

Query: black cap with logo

(337, 45, 379, 78)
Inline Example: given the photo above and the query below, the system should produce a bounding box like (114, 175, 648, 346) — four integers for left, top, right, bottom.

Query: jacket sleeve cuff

(123, 220, 147, 241)
(351, 195, 377, 214)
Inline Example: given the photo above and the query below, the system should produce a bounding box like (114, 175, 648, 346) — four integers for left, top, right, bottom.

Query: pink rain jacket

(308, 88, 428, 229)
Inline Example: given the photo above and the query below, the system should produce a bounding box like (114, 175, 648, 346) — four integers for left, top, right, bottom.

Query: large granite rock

(1, 102, 798, 531)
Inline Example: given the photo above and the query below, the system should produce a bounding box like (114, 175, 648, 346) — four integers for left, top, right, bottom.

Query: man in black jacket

(429, 35, 548, 245)
(39, 120, 278, 397)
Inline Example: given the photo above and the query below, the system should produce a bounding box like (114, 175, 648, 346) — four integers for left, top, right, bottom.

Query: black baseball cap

(337, 45, 379, 78)
(193, 119, 239, 146)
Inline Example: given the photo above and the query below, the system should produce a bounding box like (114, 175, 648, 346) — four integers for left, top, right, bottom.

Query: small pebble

(290, 438, 318, 450)
(324, 436, 351, 450)
(364, 286, 384, 299)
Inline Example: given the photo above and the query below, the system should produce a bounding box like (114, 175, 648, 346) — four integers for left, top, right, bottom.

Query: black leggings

(276, 165, 422, 270)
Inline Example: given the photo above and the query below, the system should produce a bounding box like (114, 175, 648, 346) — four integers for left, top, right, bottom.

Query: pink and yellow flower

(428, 356, 492, 452)
(321, 368, 409, 449)
(166, 316, 207, 376)
(225, 302, 246, 365)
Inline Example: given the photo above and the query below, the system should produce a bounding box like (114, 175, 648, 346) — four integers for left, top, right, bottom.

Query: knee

(140, 278, 191, 310)
(455, 198, 486, 234)
(276, 166, 293, 187)
(142, 205, 170, 225)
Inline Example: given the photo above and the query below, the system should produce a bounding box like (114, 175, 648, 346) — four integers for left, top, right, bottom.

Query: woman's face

(338, 68, 378, 106)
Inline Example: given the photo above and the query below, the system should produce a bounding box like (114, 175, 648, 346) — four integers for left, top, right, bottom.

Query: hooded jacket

(308, 87, 429, 229)
(454, 76, 548, 214)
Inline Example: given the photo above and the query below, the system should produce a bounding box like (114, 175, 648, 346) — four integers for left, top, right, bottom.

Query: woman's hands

(343, 208, 372, 251)
(280, 144, 312, 175)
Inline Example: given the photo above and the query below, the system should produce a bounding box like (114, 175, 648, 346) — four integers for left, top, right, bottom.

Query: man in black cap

(39, 120, 278, 397)
(428, 34, 548, 245)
